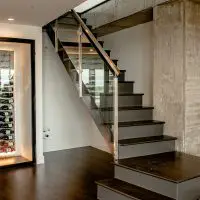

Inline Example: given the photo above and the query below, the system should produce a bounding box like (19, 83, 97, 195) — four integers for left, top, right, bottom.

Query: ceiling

(0, 0, 85, 26)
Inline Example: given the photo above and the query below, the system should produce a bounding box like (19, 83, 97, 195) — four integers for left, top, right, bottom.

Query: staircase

(44, 9, 200, 200)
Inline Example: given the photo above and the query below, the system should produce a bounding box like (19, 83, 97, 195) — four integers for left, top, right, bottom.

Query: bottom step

(97, 179, 174, 200)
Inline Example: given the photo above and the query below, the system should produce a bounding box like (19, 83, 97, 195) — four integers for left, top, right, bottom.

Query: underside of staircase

(44, 10, 200, 200)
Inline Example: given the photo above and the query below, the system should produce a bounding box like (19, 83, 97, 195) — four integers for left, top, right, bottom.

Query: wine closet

(0, 50, 15, 155)
(0, 38, 35, 168)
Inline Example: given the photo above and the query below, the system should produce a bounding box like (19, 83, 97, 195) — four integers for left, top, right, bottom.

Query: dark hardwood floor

(0, 147, 114, 200)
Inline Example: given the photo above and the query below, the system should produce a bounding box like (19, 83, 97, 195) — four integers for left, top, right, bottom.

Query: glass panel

(64, 30, 115, 111)
(57, 23, 80, 86)
(56, 15, 118, 159)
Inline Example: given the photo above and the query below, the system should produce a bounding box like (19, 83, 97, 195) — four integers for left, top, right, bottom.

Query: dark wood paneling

(92, 8, 153, 37)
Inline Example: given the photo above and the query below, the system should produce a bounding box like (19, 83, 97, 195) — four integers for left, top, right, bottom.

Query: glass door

(0, 40, 35, 167)
(0, 50, 15, 155)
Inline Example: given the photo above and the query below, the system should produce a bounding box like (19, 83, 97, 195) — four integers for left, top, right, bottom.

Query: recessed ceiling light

(8, 17, 15, 21)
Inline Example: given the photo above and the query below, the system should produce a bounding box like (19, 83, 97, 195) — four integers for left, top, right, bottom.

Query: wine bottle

(8, 141, 14, 146)
(0, 135, 9, 140)
(0, 105, 13, 111)
(0, 111, 12, 117)
(0, 117, 13, 123)
(0, 123, 13, 128)
(0, 80, 13, 85)
(0, 98, 14, 104)
(0, 93, 13, 98)
(8, 135, 13, 140)
(0, 140, 6, 146)
(0, 87, 13, 93)
(0, 129, 14, 135)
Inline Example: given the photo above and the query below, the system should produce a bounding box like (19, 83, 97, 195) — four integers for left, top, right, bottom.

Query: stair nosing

(117, 164, 179, 184)
(96, 179, 175, 200)
(118, 81, 135, 83)
(104, 81, 134, 83)
(115, 164, 200, 184)
(115, 152, 200, 183)
(104, 120, 165, 127)
(115, 162, 180, 183)
(119, 135, 177, 146)
(97, 180, 140, 200)
(101, 106, 154, 111)
(61, 41, 104, 47)
(101, 93, 144, 96)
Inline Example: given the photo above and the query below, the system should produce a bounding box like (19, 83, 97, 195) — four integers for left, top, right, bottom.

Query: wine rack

(0, 50, 15, 155)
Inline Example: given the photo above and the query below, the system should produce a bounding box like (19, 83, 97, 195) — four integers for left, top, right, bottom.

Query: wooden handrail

(71, 9, 120, 76)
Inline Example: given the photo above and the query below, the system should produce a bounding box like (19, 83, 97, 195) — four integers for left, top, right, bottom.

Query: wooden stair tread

(116, 152, 200, 183)
(101, 93, 144, 96)
(104, 120, 165, 127)
(97, 179, 174, 200)
(61, 41, 104, 47)
(101, 106, 154, 111)
(104, 81, 134, 83)
(119, 135, 177, 146)
(118, 81, 134, 83)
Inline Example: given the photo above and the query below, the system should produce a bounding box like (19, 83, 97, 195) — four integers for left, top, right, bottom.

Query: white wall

(0, 23, 44, 164)
(43, 32, 110, 153)
(101, 22, 153, 105)
(18, 43, 33, 161)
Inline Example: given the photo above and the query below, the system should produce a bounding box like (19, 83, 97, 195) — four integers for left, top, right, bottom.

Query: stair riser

(178, 177, 200, 200)
(102, 110, 153, 123)
(98, 186, 133, 200)
(118, 124, 164, 140)
(118, 72, 125, 82)
(100, 95, 143, 107)
(115, 165, 176, 199)
(76, 81, 133, 94)
(115, 166, 200, 200)
(119, 140, 175, 159)
(115, 83, 134, 94)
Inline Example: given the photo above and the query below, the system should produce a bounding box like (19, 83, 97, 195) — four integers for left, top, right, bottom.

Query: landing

(117, 152, 200, 183)
(0, 147, 114, 200)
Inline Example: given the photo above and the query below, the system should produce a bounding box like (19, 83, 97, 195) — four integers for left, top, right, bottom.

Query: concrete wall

(154, 0, 185, 152)
(43, 32, 110, 153)
(184, 0, 200, 156)
(154, 0, 200, 156)
(82, 0, 168, 28)
(0, 23, 44, 164)
(101, 22, 153, 105)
